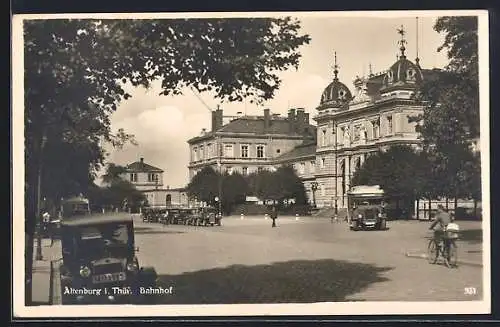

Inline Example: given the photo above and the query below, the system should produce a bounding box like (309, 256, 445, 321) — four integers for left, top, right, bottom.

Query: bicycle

(427, 231, 458, 268)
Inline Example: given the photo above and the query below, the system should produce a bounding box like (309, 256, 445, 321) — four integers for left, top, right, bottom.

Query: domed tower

(317, 52, 353, 111)
(381, 25, 423, 96)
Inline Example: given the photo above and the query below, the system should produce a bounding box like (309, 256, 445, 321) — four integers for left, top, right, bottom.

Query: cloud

(104, 105, 208, 188)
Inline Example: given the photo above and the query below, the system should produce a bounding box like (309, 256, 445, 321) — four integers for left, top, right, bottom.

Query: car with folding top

(52, 213, 157, 304)
(347, 185, 388, 231)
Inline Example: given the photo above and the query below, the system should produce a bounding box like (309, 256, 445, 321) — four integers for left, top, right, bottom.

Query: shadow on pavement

(459, 229, 482, 244)
(155, 259, 392, 304)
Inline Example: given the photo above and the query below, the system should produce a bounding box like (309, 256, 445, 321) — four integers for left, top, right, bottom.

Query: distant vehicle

(51, 213, 158, 304)
(347, 185, 387, 231)
(60, 195, 91, 218)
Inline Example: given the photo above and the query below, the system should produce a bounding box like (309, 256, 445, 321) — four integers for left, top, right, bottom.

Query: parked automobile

(51, 213, 158, 304)
(347, 185, 387, 231)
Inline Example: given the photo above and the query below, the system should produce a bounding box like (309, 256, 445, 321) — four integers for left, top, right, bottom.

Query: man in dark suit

(270, 206, 278, 228)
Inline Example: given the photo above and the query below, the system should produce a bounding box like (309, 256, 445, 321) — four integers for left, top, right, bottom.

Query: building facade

(186, 28, 478, 212)
(124, 158, 188, 207)
(187, 108, 316, 179)
(313, 45, 427, 208)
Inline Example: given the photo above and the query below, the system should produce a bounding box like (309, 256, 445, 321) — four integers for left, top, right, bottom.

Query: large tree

(23, 18, 310, 304)
(412, 16, 480, 205)
(351, 145, 430, 208)
(186, 167, 221, 206)
(221, 172, 248, 215)
(248, 166, 307, 206)
(88, 163, 146, 211)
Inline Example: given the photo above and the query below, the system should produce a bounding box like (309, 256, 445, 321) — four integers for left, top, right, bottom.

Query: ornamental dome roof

(318, 53, 352, 109)
(382, 56, 424, 88)
(382, 25, 424, 90)
(319, 78, 352, 108)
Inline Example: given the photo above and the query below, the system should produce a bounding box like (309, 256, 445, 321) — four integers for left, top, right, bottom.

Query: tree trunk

(428, 198, 431, 220)
(416, 198, 420, 220)
(25, 131, 44, 305)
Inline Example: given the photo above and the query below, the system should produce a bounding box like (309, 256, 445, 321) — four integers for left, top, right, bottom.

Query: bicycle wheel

(427, 239, 438, 264)
(445, 240, 458, 268)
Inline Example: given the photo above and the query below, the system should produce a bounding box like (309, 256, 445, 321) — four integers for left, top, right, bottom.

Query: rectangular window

(207, 143, 212, 157)
(242, 167, 248, 175)
(320, 184, 326, 196)
(224, 144, 234, 157)
(257, 145, 265, 158)
(322, 129, 327, 146)
(130, 173, 137, 182)
(321, 158, 326, 168)
(200, 145, 204, 159)
(387, 116, 393, 134)
(241, 145, 249, 158)
(193, 148, 198, 161)
(310, 161, 316, 173)
(372, 119, 380, 139)
(148, 173, 158, 182)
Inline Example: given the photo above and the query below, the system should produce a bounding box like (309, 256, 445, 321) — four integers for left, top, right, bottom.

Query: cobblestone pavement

(133, 216, 485, 304)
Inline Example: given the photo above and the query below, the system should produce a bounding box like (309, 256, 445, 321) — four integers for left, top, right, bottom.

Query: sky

(104, 13, 451, 188)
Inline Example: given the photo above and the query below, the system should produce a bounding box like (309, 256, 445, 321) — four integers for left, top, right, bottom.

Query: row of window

(192, 143, 266, 161)
(296, 153, 371, 176)
(319, 116, 394, 147)
(129, 173, 160, 183)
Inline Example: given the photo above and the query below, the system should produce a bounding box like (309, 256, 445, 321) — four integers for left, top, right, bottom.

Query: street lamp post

(334, 122, 338, 215)
(311, 181, 318, 208)
(217, 136, 222, 216)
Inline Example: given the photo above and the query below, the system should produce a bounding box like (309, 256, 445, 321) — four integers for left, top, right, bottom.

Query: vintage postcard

(12, 10, 490, 318)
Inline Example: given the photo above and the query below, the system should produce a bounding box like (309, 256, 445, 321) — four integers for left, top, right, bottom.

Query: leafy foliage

(88, 164, 146, 210)
(247, 166, 307, 205)
(410, 16, 480, 202)
(186, 167, 221, 206)
(351, 145, 429, 200)
(221, 172, 249, 214)
(23, 17, 310, 303)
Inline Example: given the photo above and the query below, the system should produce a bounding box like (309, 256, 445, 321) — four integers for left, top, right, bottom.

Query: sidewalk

(31, 238, 62, 305)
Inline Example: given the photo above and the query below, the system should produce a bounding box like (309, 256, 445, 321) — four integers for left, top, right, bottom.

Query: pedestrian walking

(271, 206, 278, 228)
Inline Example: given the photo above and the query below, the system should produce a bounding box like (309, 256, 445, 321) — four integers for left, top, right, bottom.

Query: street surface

(132, 216, 484, 304)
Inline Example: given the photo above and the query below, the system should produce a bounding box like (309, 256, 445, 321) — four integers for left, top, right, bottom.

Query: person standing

(271, 206, 278, 228)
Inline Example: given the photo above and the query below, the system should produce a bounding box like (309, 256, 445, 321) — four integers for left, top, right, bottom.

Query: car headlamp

(79, 265, 91, 277)
(358, 214, 362, 218)
(127, 262, 139, 272)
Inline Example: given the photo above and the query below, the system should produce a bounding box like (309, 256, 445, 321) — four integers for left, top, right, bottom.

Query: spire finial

(333, 51, 339, 80)
(369, 63, 373, 77)
(397, 25, 407, 58)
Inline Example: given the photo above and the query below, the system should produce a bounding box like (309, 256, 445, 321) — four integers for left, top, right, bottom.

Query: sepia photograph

(12, 10, 490, 317)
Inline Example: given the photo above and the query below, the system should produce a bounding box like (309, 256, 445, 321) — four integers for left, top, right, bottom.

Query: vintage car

(51, 214, 158, 304)
(347, 185, 387, 231)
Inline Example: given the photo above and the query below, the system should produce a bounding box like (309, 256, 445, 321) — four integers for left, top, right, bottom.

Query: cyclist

(429, 204, 452, 248)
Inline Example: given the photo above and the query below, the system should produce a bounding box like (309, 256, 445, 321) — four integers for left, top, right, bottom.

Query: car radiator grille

(92, 263, 123, 275)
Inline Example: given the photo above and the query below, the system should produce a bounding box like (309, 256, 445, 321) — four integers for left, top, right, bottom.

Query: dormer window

(407, 68, 417, 81)
(338, 89, 347, 100)
(387, 70, 394, 83)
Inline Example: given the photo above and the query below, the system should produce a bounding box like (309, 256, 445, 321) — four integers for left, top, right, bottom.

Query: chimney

(264, 108, 271, 132)
(296, 108, 305, 134)
(211, 107, 223, 132)
(287, 108, 296, 134)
